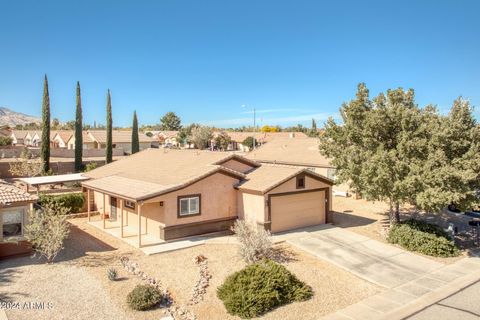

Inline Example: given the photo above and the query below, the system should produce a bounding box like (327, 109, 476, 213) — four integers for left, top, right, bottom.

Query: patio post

(120, 199, 124, 238)
(87, 189, 91, 222)
(137, 203, 142, 248)
(103, 193, 106, 229)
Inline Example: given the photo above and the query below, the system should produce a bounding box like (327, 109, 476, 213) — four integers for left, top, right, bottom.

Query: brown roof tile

(0, 180, 37, 206)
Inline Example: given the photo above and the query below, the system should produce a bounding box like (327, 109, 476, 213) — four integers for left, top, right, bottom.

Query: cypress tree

(74, 81, 83, 172)
(106, 90, 113, 163)
(131, 110, 139, 154)
(40, 75, 51, 174)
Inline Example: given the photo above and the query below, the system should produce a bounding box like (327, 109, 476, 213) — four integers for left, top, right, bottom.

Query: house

(244, 137, 351, 195)
(225, 131, 308, 152)
(0, 180, 37, 259)
(147, 131, 180, 147)
(67, 130, 156, 153)
(51, 130, 73, 148)
(10, 130, 29, 145)
(81, 149, 332, 246)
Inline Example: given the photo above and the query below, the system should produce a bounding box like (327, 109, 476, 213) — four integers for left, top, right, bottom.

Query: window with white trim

(2, 209, 24, 238)
(179, 196, 200, 216)
(125, 200, 135, 209)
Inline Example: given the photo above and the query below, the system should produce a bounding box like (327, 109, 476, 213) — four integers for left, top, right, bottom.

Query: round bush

(127, 285, 163, 311)
(217, 260, 313, 318)
(388, 219, 460, 257)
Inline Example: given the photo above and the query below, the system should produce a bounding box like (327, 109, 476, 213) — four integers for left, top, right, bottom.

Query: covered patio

(18, 173, 90, 195)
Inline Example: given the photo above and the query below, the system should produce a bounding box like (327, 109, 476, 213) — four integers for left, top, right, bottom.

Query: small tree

(40, 75, 51, 174)
(160, 112, 182, 130)
(105, 90, 113, 163)
(0, 136, 13, 146)
(9, 148, 42, 177)
(233, 220, 273, 264)
(131, 110, 140, 154)
(214, 132, 232, 151)
(308, 118, 318, 137)
(24, 203, 70, 263)
(242, 136, 258, 150)
(190, 126, 213, 149)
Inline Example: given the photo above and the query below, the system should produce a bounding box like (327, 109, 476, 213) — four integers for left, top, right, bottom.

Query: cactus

(107, 268, 118, 281)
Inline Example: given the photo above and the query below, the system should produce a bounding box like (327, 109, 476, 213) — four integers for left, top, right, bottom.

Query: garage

(269, 189, 326, 233)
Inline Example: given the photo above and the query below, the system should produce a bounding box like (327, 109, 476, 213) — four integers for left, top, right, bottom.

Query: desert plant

(388, 219, 460, 257)
(233, 220, 273, 264)
(83, 162, 97, 172)
(107, 268, 118, 281)
(127, 285, 163, 311)
(24, 203, 70, 263)
(217, 260, 313, 318)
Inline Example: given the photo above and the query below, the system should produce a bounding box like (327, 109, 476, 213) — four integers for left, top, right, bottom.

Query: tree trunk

(394, 202, 401, 223)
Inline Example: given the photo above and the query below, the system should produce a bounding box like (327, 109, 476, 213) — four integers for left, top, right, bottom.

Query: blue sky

(0, 0, 479, 127)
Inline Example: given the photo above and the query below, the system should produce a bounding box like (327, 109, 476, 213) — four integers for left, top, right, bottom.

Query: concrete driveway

(286, 225, 444, 288)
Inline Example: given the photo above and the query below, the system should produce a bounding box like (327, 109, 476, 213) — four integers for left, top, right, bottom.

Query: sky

(0, 0, 479, 128)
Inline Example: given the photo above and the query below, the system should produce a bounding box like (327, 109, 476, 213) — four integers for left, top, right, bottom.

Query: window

(2, 210, 24, 238)
(125, 200, 135, 209)
(296, 175, 305, 189)
(178, 195, 201, 217)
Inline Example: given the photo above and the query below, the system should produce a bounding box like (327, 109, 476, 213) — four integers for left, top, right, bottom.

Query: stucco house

(225, 131, 308, 152)
(66, 130, 156, 153)
(0, 180, 37, 259)
(51, 130, 73, 148)
(10, 130, 29, 146)
(81, 149, 332, 247)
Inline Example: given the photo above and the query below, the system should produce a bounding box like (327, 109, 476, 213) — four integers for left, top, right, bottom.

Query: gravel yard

(1, 217, 381, 320)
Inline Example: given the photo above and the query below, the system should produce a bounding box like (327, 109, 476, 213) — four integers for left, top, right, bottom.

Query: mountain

(0, 107, 41, 127)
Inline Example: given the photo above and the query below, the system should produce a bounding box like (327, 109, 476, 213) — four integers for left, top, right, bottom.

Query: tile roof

(0, 180, 37, 206)
(52, 130, 74, 142)
(224, 131, 308, 143)
(88, 130, 155, 143)
(10, 130, 29, 139)
(82, 149, 247, 200)
(246, 137, 333, 168)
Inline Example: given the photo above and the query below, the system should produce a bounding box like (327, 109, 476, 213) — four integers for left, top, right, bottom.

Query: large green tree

(131, 110, 139, 154)
(40, 75, 51, 174)
(74, 81, 83, 172)
(105, 90, 113, 163)
(160, 112, 182, 130)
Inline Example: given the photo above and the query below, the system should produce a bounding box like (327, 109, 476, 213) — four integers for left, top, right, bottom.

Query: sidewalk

(321, 255, 480, 320)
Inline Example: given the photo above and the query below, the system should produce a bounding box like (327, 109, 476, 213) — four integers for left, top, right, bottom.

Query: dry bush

(233, 220, 273, 264)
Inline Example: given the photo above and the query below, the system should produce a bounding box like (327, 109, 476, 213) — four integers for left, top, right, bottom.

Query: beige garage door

(270, 190, 325, 233)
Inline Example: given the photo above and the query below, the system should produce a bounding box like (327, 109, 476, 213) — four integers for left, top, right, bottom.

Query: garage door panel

(270, 191, 325, 233)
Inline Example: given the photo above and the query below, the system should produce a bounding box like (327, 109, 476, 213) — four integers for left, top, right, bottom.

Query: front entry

(110, 197, 117, 221)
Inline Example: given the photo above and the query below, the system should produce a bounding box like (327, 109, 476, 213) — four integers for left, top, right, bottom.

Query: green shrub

(83, 162, 97, 172)
(217, 260, 313, 318)
(107, 268, 118, 281)
(39, 193, 84, 214)
(127, 285, 163, 311)
(388, 219, 460, 257)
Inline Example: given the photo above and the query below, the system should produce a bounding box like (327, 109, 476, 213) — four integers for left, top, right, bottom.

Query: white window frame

(125, 200, 135, 209)
(178, 196, 200, 216)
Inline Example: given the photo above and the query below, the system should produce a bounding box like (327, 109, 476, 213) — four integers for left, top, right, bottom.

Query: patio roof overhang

(18, 173, 90, 187)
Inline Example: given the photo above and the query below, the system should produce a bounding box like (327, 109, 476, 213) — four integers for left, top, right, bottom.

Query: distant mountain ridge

(0, 107, 41, 127)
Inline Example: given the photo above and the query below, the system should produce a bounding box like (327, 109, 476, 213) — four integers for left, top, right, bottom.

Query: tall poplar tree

(40, 75, 51, 174)
(131, 110, 139, 154)
(105, 90, 113, 163)
(74, 81, 83, 172)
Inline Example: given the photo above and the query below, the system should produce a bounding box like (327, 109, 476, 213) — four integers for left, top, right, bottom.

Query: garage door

(270, 190, 325, 233)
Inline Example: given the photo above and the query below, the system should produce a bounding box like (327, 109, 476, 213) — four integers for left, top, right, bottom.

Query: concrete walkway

(286, 226, 480, 320)
(287, 226, 443, 288)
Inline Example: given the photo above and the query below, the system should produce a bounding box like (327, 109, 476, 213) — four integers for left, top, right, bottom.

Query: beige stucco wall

(237, 192, 266, 225)
(146, 172, 240, 227)
(221, 159, 256, 174)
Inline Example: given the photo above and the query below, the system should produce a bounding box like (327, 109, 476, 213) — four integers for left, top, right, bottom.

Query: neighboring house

(245, 137, 348, 192)
(66, 131, 97, 150)
(225, 131, 308, 152)
(10, 130, 29, 145)
(87, 130, 156, 154)
(30, 131, 41, 147)
(51, 130, 73, 148)
(156, 131, 180, 147)
(81, 149, 333, 246)
(0, 180, 37, 259)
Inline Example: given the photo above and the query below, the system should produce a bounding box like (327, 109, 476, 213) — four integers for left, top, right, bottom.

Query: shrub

(107, 268, 118, 281)
(39, 193, 84, 214)
(217, 260, 313, 318)
(388, 219, 460, 257)
(233, 220, 273, 264)
(127, 285, 163, 311)
(84, 162, 97, 172)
